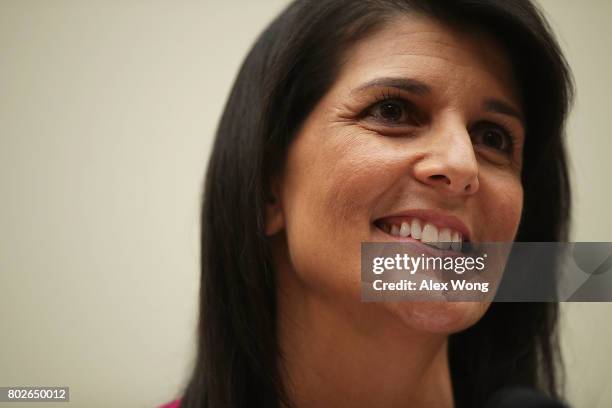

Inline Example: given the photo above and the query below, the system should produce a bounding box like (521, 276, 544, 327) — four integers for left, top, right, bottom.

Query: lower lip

(371, 224, 464, 258)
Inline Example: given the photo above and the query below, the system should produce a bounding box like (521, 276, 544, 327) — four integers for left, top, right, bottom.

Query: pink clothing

(159, 399, 180, 408)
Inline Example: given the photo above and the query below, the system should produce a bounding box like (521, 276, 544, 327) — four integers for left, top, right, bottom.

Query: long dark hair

(182, 1, 573, 407)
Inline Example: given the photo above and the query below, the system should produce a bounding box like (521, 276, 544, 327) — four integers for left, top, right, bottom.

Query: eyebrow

(351, 77, 431, 96)
(351, 76, 524, 125)
(483, 99, 524, 124)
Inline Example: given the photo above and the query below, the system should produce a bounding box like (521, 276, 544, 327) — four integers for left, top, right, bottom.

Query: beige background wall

(1, 1, 610, 407)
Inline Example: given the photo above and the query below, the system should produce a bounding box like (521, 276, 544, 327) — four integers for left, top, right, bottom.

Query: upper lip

(374, 209, 472, 241)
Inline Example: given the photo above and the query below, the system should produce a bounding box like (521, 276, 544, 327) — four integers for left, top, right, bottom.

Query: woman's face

(268, 15, 525, 333)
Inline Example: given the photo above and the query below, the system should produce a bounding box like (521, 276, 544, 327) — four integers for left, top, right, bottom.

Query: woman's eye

(471, 122, 514, 153)
(379, 101, 404, 121)
(366, 99, 419, 125)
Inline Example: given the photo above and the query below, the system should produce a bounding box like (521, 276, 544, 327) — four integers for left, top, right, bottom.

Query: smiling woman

(269, 14, 524, 338)
(174, 0, 573, 407)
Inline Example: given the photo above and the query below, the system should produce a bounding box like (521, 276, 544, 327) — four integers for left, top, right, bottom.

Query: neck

(275, 256, 454, 408)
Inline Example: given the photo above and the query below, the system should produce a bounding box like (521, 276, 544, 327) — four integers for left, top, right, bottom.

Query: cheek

(280, 128, 396, 298)
(479, 171, 524, 241)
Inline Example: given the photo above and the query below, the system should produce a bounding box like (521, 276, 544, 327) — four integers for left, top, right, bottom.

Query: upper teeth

(382, 218, 463, 252)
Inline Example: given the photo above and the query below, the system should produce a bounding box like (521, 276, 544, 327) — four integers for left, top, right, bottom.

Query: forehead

(336, 14, 521, 106)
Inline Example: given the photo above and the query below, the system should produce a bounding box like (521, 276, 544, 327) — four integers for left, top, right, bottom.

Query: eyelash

(365, 89, 422, 125)
(471, 121, 518, 154)
(361, 91, 518, 154)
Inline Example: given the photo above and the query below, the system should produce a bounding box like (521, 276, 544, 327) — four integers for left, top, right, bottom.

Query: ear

(264, 176, 285, 236)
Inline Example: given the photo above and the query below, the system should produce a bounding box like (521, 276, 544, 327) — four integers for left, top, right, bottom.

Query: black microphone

(484, 387, 570, 408)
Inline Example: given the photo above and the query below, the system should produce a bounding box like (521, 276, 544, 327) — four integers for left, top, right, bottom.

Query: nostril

(429, 174, 450, 184)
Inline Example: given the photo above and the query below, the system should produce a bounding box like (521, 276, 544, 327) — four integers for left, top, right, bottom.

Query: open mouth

(374, 217, 470, 253)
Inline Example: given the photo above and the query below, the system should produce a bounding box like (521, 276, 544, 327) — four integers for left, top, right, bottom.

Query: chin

(385, 301, 490, 334)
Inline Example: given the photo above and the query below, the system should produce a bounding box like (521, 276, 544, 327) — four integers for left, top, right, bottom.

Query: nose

(412, 121, 479, 195)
